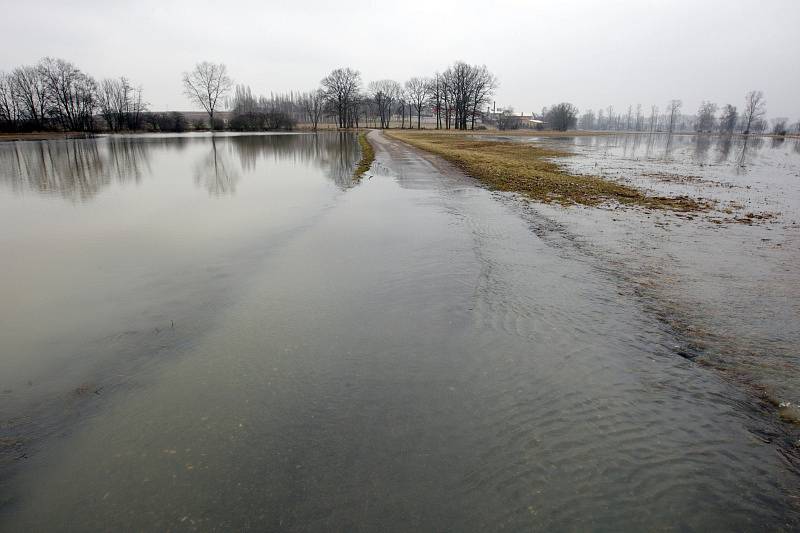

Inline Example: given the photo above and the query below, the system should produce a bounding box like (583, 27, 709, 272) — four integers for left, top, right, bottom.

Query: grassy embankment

(386, 130, 707, 210)
(353, 131, 375, 180)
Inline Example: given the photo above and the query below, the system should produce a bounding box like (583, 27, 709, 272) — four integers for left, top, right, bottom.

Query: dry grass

(386, 130, 706, 210)
(353, 131, 375, 180)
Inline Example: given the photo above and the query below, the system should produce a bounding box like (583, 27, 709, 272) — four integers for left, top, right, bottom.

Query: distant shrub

(771, 119, 787, 136)
(192, 119, 207, 131)
(228, 111, 295, 131)
(142, 112, 187, 132)
(170, 112, 188, 133)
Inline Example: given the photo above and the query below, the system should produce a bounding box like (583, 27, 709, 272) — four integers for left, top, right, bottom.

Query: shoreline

(353, 131, 375, 179)
(4, 128, 797, 143)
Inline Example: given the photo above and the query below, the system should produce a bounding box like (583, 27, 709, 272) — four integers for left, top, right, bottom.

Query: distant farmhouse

(484, 105, 547, 130)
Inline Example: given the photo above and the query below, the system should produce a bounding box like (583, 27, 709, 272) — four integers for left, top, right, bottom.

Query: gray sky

(2, 0, 798, 119)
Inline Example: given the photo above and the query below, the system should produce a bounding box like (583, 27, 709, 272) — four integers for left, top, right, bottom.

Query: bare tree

(396, 88, 408, 129)
(349, 90, 365, 129)
(300, 89, 325, 130)
(227, 85, 296, 131)
(718, 104, 738, 134)
(441, 69, 454, 129)
(321, 68, 361, 129)
(666, 99, 682, 133)
(741, 90, 766, 134)
(428, 73, 444, 129)
(38, 57, 98, 131)
(435, 62, 498, 131)
(771, 118, 788, 136)
(695, 101, 717, 133)
(11, 64, 49, 129)
(0, 72, 21, 130)
(649, 105, 658, 132)
(182, 61, 232, 131)
(635, 104, 643, 131)
(579, 109, 595, 130)
(368, 80, 400, 129)
(405, 77, 429, 129)
(98, 77, 146, 131)
(468, 66, 497, 130)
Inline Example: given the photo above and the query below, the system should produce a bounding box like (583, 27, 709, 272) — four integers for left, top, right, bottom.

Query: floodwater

(502, 133, 800, 418)
(0, 131, 798, 530)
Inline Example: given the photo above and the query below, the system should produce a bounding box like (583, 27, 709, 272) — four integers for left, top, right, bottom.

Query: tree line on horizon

(0, 57, 148, 133)
(184, 61, 500, 132)
(1, 57, 798, 135)
(574, 92, 793, 136)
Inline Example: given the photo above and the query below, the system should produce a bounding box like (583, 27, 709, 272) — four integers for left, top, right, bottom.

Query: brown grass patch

(353, 131, 375, 180)
(386, 130, 706, 210)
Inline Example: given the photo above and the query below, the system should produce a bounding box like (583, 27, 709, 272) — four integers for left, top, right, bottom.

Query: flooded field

(504, 133, 800, 420)
(1, 132, 799, 530)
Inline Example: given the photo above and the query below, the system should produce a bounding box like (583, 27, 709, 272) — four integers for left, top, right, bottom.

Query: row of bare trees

(576, 91, 792, 135)
(293, 62, 497, 131)
(227, 84, 296, 131)
(0, 57, 147, 132)
(177, 64, 798, 135)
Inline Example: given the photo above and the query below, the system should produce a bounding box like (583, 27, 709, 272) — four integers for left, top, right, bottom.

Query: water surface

(510, 133, 800, 412)
(0, 132, 798, 531)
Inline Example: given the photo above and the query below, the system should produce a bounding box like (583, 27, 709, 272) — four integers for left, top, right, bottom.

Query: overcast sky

(2, 0, 798, 119)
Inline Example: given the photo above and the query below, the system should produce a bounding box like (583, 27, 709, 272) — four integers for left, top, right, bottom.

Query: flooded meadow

(0, 132, 799, 530)
(513, 133, 800, 420)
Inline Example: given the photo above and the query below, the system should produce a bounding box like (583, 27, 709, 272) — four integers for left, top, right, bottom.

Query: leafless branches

(741, 90, 766, 134)
(368, 80, 400, 129)
(300, 89, 325, 131)
(98, 77, 147, 131)
(182, 62, 232, 131)
(666, 99, 682, 134)
(695, 101, 717, 133)
(321, 68, 361, 129)
(405, 77, 428, 129)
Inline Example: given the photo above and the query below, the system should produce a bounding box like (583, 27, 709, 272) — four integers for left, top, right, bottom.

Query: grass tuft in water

(353, 132, 375, 180)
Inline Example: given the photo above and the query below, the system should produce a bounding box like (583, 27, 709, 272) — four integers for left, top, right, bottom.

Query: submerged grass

(353, 131, 375, 180)
(386, 130, 706, 210)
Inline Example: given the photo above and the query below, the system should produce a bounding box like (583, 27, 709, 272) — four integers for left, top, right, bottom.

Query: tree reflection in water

(0, 132, 364, 201)
(225, 132, 359, 189)
(737, 135, 762, 168)
(692, 134, 712, 164)
(716, 134, 733, 163)
(193, 136, 240, 195)
(567, 133, 783, 168)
